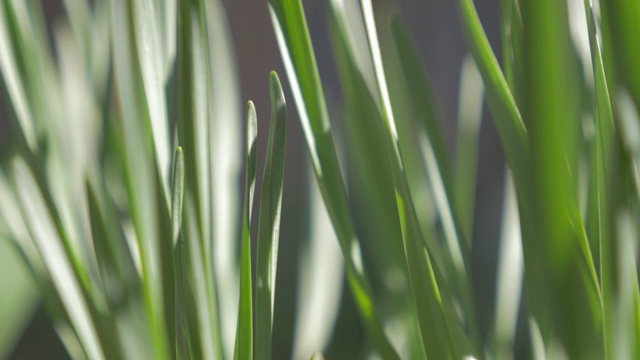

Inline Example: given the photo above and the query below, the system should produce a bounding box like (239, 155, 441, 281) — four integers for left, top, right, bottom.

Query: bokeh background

(2, 0, 506, 358)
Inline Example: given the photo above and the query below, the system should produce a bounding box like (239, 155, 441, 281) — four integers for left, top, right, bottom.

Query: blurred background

(1, 0, 506, 358)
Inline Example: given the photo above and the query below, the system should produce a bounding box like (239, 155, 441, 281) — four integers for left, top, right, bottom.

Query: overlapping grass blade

(233, 101, 257, 360)
(390, 22, 479, 345)
(0, 2, 36, 151)
(457, 0, 529, 179)
(111, 0, 171, 356)
(359, 1, 461, 358)
(12, 158, 105, 360)
(523, 0, 603, 356)
(582, 0, 615, 355)
(132, 0, 171, 192)
(267, 0, 398, 357)
(176, 1, 224, 357)
(255, 72, 287, 360)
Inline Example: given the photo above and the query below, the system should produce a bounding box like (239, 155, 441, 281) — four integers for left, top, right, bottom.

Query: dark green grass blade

(359, 1, 460, 358)
(523, 0, 604, 356)
(255, 72, 287, 360)
(234, 102, 257, 360)
(171, 147, 191, 360)
(267, 0, 398, 357)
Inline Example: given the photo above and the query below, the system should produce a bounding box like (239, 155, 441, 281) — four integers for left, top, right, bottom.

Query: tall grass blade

(132, 0, 171, 192)
(267, 0, 398, 357)
(255, 72, 287, 360)
(457, 0, 529, 179)
(234, 101, 257, 360)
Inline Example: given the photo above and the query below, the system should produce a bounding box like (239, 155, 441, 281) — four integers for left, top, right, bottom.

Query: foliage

(1, 0, 640, 359)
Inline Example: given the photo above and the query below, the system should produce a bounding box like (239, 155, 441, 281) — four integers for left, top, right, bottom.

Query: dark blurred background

(4, 0, 505, 358)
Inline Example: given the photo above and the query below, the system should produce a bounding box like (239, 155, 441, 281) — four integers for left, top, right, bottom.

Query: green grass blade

(0, 2, 36, 150)
(255, 72, 287, 360)
(177, 2, 224, 357)
(132, 0, 171, 193)
(454, 55, 484, 240)
(12, 158, 105, 360)
(267, 1, 398, 357)
(111, 0, 171, 356)
(523, 0, 603, 356)
(359, 1, 460, 358)
(600, 0, 640, 108)
(233, 101, 257, 360)
(457, 0, 529, 179)
(582, 0, 615, 356)
(171, 147, 185, 245)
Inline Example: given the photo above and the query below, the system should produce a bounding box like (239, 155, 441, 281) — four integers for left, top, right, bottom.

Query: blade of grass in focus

(255, 72, 287, 360)
(267, 0, 399, 357)
(234, 101, 257, 360)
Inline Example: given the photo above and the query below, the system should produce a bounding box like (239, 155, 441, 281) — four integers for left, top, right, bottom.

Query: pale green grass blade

(359, 1, 461, 358)
(204, 2, 243, 351)
(255, 72, 287, 360)
(233, 102, 257, 360)
(111, 0, 171, 356)
(457, 0, 529, 179)
(61, 0, 91, 61)
(177, 2, 223, 357)
(132, 0, 171, 193)
(0, 237, 38, 358)
(12, 157, 105, 360)
(267, 1, 398, 357)
(454, 55, 484, 240)
(492, 170, 523, 358)
(292, 166, 344, 359)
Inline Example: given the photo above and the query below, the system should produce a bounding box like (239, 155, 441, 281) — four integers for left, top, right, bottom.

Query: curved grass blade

(254, 72, 287, 360)
(233, 102, 257, 360)
(359, 1, 460, 358)
(457, 0, 529, 180)
(267, 1, 398, 357)
(0, 2, 36, 151)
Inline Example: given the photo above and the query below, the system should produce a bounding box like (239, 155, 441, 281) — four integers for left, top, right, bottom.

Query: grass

(1, 0, 640, 359)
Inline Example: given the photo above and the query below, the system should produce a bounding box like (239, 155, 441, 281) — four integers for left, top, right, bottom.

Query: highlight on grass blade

(255, 72, 287, 360)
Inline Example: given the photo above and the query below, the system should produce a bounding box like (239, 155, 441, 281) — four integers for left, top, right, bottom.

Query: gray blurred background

(3, 0, 506, 358)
